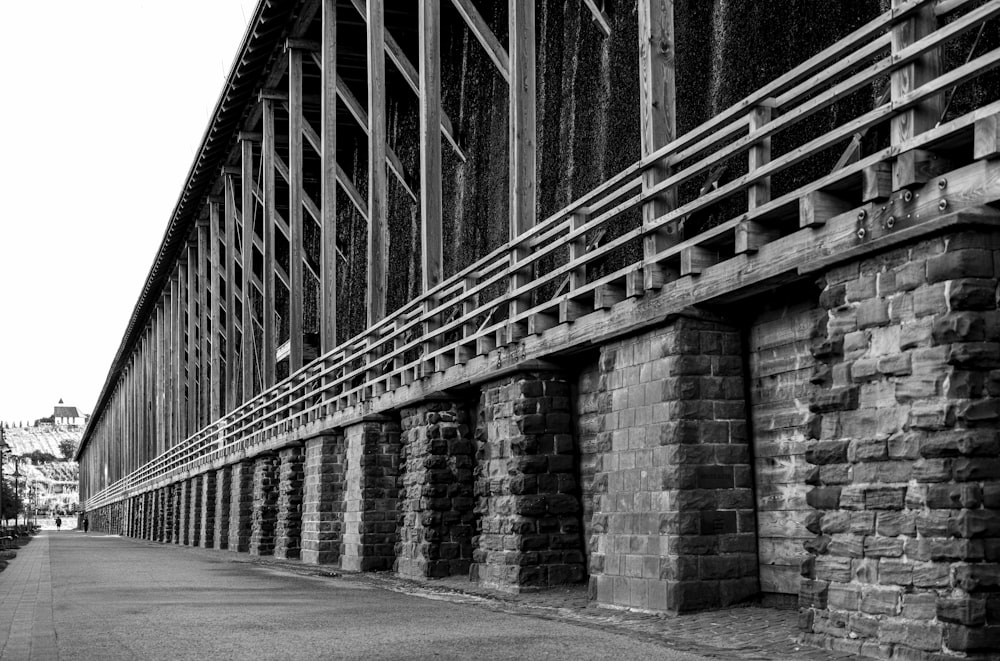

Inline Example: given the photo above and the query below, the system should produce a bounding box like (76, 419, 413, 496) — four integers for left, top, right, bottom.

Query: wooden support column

(198, 221, 210, 427)
(262, 98, 278, 387)
(507, 0, 535, 343)
(891, 0, 942, 190)
(320, 0, 338, 353)
(224, 174, 238, 413)
(737, 102, 779, 254)
(209, 200, 222, 422)
(638, 0, 677, 289)
(367, 0, 388, 326)
(168, 277, 178, 447)
(420, 0, 443, 371)
(174, 268, 185, 443)
(288, 47, 305, 372)
(241, 138, 256, 402)
(156, 301, 166, 455)
(186, 245, 198, 436)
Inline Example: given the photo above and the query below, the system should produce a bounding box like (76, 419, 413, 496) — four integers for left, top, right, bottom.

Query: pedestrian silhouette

(55, 516, 62, 531)
(83, 516, 89, 533)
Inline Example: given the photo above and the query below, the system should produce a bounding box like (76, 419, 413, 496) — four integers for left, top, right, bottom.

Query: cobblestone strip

(0, 534, 58, 660)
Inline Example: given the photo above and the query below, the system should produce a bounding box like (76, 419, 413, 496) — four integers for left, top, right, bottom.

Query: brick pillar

(144, 493, 153, 539)
(200, 471, 216, 549)
(801, 230, 1000, 658)
(342, 415, 401, 571)
(473, 371, 585, 592)
(229, 460, 254, 552)
(151, 490, 160, 541)
(178, 480, 190, 545)
(250, 455, 279, 556)
(214, 467, 231, 550)
(188, 476, 202, 546)
(397, 399, 476, 579)
(274, 446, 305, 560)
(163, 485, 174, 543)
(586, 315, 757, 612)
(301, 433, 347, 565)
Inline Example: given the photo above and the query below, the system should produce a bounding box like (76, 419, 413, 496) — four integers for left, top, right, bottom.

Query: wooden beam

(321, 0, 338, 353)
(197, 221, 210, 428)
(508, 0, 536, 342)
(288, 47, 305, 372)
(209, 200, 222, 422)
(348, 0, 465, 162)
(582, 0, 612, 37)
(421, 0, 444, 292)
(224, 175, 238, 412)
(448, 0, 510, 83)
(185, 249, 196, 436)
(891, 0, 942, 190)
(240, 138, 255, 402)
(639, 0, 677, 290)
(367, 0, 388, 326)
(262, 98, 278, 386)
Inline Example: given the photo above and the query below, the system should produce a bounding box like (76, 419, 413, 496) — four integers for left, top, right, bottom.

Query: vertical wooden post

(420, 0, 443, 293)
(209, 200, 222, 422)
(186, 245, 198, 435)
(156, 302, 165, 455)
(175, 265, 186, 442)
(167, 278, 177, 447)
(288, 47, 305, 373)
(262, 98, 278, 387)
(638, 0, 677, 289)
(197, 221, 210, 428)
(508, 0, 536, 342)
(367, 0, 388, 327)
(420, 0, 443, 373)
(241, 138, 256, 402)
(224, 175, 238, 413)
(890, 0, 942, 190)
(321, 0, 338, 354)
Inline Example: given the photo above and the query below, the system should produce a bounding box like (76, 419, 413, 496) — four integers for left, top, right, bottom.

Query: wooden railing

(87, 0, 1000, 510)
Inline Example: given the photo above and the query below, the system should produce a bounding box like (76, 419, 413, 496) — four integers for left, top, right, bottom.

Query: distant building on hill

(33, 399, 88, 427)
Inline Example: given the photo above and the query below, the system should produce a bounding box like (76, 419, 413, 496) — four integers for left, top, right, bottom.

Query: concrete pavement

(1, 532, 714, 660)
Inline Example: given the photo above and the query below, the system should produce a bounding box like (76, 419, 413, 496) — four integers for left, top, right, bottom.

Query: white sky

(0, 0, 259, 424)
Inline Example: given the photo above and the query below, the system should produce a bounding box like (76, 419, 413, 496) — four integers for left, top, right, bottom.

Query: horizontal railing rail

(87, 0, 1000, 510)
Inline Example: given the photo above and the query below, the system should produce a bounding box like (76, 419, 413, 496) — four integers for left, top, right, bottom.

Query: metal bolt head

(903, 189, 913, 203)
(938, 199, 949, 211)
(938, 178, 948, 189)
(857, 228, 866, 240)
(857, 209, 867, 221)
(886, 216, 895, 229)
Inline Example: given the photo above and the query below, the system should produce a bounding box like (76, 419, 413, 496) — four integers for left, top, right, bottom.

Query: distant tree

(1, 480, 21, 523)
(59, 439, 78, 461)
(24, 450, 59, 465)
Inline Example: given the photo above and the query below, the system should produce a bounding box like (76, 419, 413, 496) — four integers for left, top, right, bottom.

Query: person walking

(82, 516, 89, 533)
(55, 515, 62, 531)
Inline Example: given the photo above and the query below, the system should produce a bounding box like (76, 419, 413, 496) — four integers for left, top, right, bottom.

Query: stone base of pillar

(250, 455, 279, 556)
(301, 433, 346, 565)
(214, 467, 231, 550)
(229, 460, 254, 552)
(274, 446, 305, 560)
(342, 416, 401, 572)
(200, 472, 217, 549)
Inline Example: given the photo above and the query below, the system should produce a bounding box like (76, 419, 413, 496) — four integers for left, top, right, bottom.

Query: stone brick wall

(301, 433, 347, 565)
(274, 446, 304, 560)
(178, 480, 190, 545)
(747, 295, 824, 600)
(575, 359, 604, 575)
(342, 416, 401, 571)
(250, 455, 279, 556)
(397, 399, 476, 579)
(587, 315, 757, 613)
(229, 460, 254, 552)
(801, 230, 1000, 658)
(473, 372, 585, 592)
(189, 476, 202, 547)
(214, 467, 231, 550)
(200, 472, 216, 548)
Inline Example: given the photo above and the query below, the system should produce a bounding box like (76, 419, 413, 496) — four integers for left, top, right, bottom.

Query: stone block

(860, 586, 901, 615)
(879, 621, 942, 652)
(938, 597, 987, 626)
(927, 249, 994, 283)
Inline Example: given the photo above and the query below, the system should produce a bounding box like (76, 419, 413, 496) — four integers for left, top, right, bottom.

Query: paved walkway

(0, 532, 863, 660)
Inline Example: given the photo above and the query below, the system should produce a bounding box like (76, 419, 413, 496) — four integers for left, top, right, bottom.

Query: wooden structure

(78, 1, 1000, 653)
